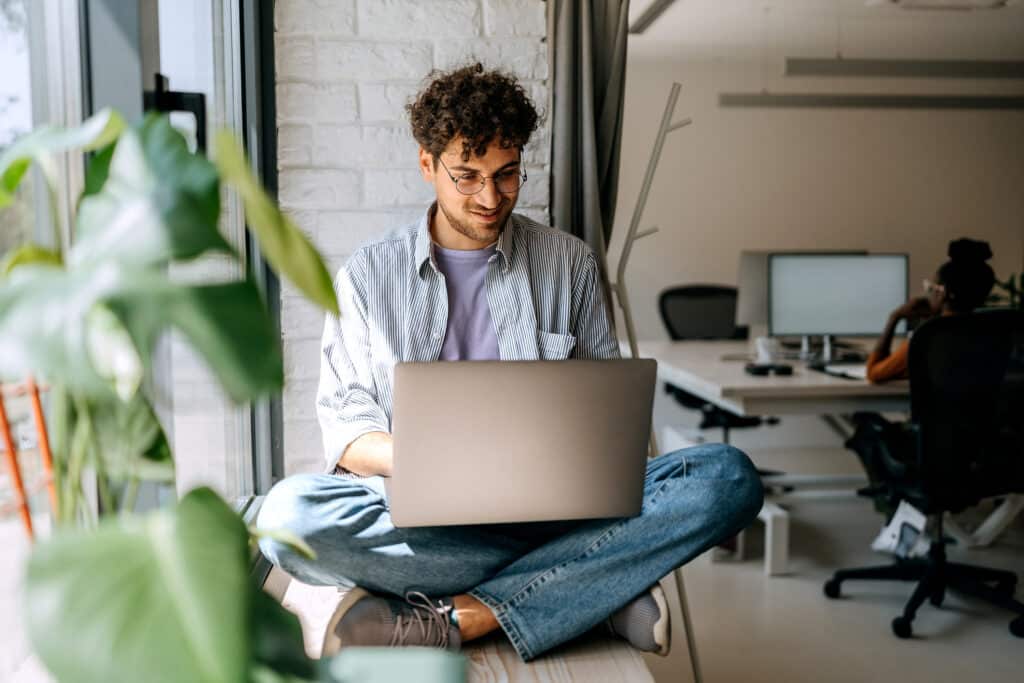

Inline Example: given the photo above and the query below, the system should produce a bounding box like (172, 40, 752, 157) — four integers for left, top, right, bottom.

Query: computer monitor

(736, 250, 869, 329)
(768, 253, 909, 338)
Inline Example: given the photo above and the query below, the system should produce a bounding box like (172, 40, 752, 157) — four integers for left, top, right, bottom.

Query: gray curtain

(549, 0, 630, 309)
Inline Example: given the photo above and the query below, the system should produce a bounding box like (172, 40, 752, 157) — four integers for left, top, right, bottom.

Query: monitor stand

(800, 335, 813, 360)
(821, 335, 836, 363)
(800, 335, 837, 363)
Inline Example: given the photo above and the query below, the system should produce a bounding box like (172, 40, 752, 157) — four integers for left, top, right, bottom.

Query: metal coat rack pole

(610, 81, 702, 683)
(612, 81, 691, 455)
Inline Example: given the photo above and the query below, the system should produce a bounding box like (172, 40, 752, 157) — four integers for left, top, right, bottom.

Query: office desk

(628, 340, 910, 418)
(624, 339, 910, 576)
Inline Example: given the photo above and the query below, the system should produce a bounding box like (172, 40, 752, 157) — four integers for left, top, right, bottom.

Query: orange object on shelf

(26, 377, 57, 516)
(0, 377, 55, 541)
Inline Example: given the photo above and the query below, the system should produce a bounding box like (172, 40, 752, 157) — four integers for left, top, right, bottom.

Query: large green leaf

(73, 116, 233, 268)
(81, 141, 117, 201)
(0, 263, 120, 391)
(214, 131, 338, 315)
(0, 243, 62, 278)
(323, 649, 467, 683)
(0, 109, 125, 207)
(0, 262, 283, 401)
(24, 487, 252, 683)
(106, 278, 284, 402)
(0, 115, 283, 400)
(90, 393, 174, 484)
(250, 586, 317, 680)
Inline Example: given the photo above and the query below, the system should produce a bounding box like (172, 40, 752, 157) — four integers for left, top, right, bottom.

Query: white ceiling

(627, 0, 1024, 61)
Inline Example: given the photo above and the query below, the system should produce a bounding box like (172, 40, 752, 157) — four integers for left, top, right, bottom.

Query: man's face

(419, 138, 522, 249)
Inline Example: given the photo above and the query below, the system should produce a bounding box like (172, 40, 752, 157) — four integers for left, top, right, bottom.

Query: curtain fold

(550, 0, 630, 316)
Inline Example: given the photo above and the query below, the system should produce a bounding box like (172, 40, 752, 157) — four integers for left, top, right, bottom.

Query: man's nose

(475, 179, 501, 209)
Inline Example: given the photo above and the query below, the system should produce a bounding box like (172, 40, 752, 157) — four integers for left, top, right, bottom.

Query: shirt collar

(416, 202, 514, 278)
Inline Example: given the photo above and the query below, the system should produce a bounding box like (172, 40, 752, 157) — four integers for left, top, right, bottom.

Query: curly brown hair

(406, 62, 539, 162)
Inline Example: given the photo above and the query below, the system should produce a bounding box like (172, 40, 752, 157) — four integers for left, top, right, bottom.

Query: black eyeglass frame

(434, 155, 527, 196)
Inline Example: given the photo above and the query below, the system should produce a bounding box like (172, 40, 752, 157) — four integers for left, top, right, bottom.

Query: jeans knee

(714, 444, 764, 525)
(256, 474, 324, 564)
(257, 474, 321, 532)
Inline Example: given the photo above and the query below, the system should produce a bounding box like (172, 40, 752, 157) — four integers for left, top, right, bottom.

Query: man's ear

(418, 148, 435, 182)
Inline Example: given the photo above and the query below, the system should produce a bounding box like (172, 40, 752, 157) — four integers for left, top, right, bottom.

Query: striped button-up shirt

(316, 204, 620, 469)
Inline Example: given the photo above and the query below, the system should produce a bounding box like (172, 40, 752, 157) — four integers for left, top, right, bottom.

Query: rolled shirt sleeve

(316, 250, 390, 470)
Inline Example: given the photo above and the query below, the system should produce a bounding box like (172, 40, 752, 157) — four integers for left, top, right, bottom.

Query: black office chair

(824, 309, 1024, 638)
(658, 285, 778, 443)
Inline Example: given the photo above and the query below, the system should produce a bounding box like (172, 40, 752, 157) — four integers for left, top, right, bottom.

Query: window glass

(157, 0, 254, 502)
(0, 3, 50, 678)
(0, 0, 36, 253)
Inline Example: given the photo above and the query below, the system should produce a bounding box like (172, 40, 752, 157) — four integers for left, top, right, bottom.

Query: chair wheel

(1011, 617, 1024, 638)
(892, 616, 913, 639)
(824, 579, 841, 599)
(929, 588, 945, 607)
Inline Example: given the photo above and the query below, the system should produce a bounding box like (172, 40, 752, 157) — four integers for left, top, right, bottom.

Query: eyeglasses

(923, 279, 945, 295)
(435, 156, 527, 196)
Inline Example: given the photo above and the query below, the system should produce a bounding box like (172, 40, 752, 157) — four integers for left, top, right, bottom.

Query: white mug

(755, 336, 779, 363)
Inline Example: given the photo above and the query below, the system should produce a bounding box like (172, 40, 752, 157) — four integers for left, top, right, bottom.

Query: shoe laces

(389, 591, 454, 648)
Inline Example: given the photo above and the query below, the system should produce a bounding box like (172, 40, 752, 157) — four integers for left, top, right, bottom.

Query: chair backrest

(658, 285, 747, 341)
(908, 309, 1024, 510)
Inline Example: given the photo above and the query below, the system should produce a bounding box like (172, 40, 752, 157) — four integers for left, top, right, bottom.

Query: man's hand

(338, 432, 394, 477)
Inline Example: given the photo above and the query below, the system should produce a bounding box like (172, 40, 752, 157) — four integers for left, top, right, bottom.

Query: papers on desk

(823, 363, 867, 380)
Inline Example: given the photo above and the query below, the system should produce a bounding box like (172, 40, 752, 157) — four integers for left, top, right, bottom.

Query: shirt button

(433, 333, 441, 340)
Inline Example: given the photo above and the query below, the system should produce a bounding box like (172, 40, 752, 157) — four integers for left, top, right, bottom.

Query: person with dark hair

(866, 238, 996, 383)
(851, 239, 998, 519)
(256, 64, 763, 662)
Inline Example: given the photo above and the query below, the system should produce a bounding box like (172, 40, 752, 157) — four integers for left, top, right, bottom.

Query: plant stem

(47, 384, 70, 521)
(64, 409, 89, 526)
(75, 398, 115, 518)
(122, 477, 140, 517)
(44, 170, 64, 258)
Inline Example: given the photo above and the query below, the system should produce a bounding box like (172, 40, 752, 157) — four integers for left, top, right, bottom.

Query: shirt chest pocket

(536, 330, 576, 360)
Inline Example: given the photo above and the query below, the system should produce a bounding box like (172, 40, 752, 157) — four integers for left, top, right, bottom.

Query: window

(1, 2, 279, 675)
(0, 0, 37, 253)
(0, 3, 54, 678)
(156, 0, 256, 502)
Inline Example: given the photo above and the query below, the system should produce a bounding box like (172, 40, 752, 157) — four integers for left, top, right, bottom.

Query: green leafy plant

(25, 487, 317, 683)
(0, 109, 337, 682)
(2, 109, 465, 683)
(0, 109, 337, 521)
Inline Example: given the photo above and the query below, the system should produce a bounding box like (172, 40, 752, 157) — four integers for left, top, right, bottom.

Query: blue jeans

(257, 444, 763, 661)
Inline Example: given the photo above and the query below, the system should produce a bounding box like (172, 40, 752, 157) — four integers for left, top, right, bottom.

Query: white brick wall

(275, 0, 551, 473)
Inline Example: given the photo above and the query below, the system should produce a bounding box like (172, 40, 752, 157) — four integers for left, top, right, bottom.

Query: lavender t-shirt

(434, 243, 501, 361)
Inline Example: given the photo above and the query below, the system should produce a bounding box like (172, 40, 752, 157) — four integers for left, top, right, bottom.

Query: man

(257, 64, 763, 662)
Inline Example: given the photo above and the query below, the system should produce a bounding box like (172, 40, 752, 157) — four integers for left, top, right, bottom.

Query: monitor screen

(768, 253, 908, 337)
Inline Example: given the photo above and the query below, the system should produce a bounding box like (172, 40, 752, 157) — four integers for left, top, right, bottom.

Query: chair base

(824, 540, 1024, 638)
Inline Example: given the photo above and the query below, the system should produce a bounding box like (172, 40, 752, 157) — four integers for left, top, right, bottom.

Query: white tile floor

(643, 447, 1024, 683)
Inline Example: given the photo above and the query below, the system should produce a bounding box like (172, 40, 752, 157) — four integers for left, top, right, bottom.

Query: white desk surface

(623, 339, 910, 417)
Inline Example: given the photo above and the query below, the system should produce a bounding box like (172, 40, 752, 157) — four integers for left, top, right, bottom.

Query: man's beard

(437, 199, 511, 245)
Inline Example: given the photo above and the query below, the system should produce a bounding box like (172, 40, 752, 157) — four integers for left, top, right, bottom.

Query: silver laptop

(388, 359, 656, 527)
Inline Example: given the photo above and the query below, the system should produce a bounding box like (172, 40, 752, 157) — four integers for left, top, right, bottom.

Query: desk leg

(758, 502, 790, 576)
(945, 495, 1024, 549)
(821, 413, 856, 441)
